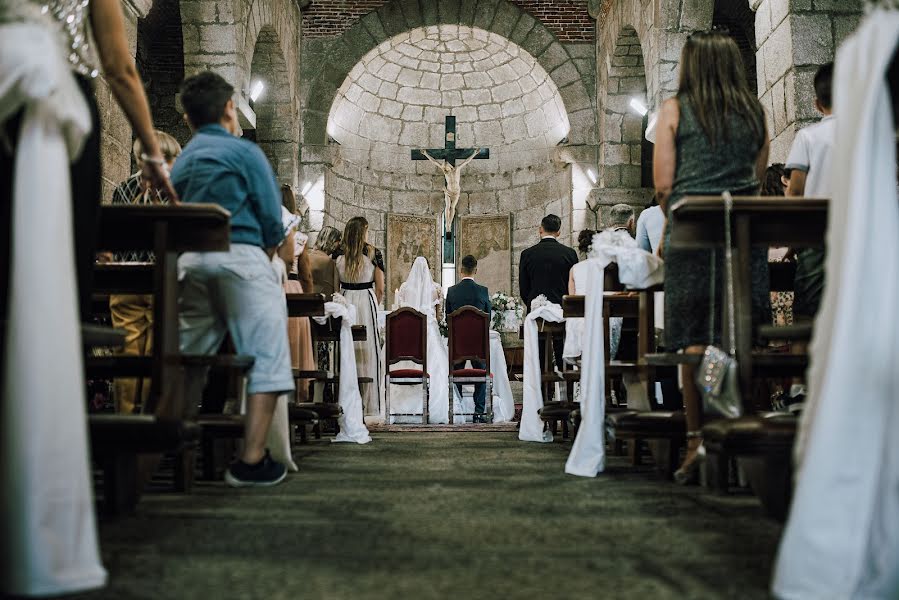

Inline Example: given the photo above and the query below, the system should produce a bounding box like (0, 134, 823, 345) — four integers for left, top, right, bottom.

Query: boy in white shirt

(783, 62, 834, 406)
(784, 62, 834, 322)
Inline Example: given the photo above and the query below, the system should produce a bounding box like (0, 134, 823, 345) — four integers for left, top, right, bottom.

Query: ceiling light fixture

(249, 80, 265, 102)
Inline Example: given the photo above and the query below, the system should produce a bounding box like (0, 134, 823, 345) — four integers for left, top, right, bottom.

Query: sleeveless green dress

(663, 99, 771, 351)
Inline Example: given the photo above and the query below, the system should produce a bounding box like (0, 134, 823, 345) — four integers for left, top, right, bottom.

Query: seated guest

(605, 203, 636, 236)
(280, 186, 315, 403)
(636, 200, 665, 254)
(308, 225, 341, 297)
(172, 71, 293, 488)
(653, 31, 770, 484)
(519, 214, 579, 371)
(445, 255, 491, 421)
(106, 130, 181, 415)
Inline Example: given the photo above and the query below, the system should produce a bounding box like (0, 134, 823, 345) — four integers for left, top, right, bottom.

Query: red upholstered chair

(447, 307, 492, 424)
(385, 307, 429, 424)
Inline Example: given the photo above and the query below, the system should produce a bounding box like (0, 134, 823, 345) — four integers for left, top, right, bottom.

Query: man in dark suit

(518, 214, 579, 370)
(445, 255, 491, 421)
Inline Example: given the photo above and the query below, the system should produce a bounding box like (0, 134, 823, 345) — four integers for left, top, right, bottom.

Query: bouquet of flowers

(489, 292, 524, 332)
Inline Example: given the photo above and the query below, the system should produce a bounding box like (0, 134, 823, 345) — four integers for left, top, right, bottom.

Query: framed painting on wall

(385, 213, 440, 309)
(457, 214, 512, 295)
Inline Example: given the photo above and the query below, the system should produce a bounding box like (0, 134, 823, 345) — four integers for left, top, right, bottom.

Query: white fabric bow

(519, 300, 563, 443)
(314, 302, 372, 444)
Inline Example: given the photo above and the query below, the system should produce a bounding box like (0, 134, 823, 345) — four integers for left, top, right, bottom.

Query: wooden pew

(90, 204, 231, 513)
(664, 197, 826, 504)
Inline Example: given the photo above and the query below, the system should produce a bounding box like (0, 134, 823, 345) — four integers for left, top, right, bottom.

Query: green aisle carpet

(75, 433, 782, 600)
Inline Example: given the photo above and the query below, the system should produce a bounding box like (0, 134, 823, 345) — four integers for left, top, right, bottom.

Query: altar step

(368, 422, 519, 433)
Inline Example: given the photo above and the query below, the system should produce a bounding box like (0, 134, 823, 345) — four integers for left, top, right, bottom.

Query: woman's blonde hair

(315, 225, 342, 255)
(133, 130, 182, 165)
(677, 30, 766, 147)
(342, 216, 369, 282)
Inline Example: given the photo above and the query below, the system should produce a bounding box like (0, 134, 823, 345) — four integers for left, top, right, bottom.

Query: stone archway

(248, 25, 298, 187)
(301, 0, 597, 157)
(600, 26, 647, 194)
(180, 0, 301, 185)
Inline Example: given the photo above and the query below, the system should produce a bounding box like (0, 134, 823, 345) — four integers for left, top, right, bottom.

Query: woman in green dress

(654, 31, 771, 483)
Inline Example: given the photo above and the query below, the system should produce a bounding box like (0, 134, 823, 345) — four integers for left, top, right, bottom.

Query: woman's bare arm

(568, 270, 576, 295)
(652, 98, 679, 215)
(374, 266, 385, 305)
(90, 0, 177, 200)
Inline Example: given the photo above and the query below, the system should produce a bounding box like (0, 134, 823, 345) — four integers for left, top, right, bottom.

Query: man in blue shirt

(172, 71, 293, 487)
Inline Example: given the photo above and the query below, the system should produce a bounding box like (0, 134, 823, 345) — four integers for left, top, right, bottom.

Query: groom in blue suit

(445, 255, 492, 422)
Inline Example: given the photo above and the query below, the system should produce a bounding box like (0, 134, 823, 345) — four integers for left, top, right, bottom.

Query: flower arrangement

(489, 292, 524, 332)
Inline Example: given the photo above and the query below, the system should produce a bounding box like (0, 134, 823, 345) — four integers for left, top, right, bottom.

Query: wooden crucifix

(412, 116, 490, 235)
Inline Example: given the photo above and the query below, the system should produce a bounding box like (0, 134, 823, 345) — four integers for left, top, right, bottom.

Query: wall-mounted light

(645, 112, 659, 144)
(587, 169, 598, 185)
(249, 80, 265, 102)
(629, 98, 648, 117)
(301, 181, 313, 196)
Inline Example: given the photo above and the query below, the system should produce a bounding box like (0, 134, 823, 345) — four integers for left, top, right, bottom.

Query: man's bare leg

(242, 392, 278, 464)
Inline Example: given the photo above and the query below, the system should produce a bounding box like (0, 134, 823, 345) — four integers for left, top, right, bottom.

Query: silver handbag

(696, 192, 742, 418)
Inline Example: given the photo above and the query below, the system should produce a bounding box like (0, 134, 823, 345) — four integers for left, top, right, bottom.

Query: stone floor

(75, 432, 783, 600)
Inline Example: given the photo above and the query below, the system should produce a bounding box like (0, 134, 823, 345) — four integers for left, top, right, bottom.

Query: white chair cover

(519, 298, 563, 443)
(773, 11, 899, 599)
(314, 301, 372, 444)
(0, 23, 106, 596)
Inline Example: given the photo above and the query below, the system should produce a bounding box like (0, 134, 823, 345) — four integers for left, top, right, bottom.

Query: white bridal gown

(389, 257, 450, 424)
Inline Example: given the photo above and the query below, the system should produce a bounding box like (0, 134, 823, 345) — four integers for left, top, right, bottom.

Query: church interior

(2, 0, 899, 598)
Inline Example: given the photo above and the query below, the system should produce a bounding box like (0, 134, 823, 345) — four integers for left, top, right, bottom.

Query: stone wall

(301, 0, 598, 245)
(96, 0, 152, 202)
(752, 0, 862, 162)
(136, 0, 190, 149)
(302, 0, 595, 42)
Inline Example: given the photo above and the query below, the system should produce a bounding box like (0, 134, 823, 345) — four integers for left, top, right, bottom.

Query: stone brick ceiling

(328, 24, 570, 165)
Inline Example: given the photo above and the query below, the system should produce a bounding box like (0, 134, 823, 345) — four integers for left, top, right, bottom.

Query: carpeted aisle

(75, 433, 782, 600)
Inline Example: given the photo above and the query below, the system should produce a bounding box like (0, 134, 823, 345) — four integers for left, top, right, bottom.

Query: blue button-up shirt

(171, 124, 283, 249)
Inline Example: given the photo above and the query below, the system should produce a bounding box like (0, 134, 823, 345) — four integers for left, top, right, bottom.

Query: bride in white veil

(390, 257, 450, 424)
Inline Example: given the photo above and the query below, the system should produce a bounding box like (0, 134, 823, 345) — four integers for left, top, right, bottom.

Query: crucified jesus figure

(422, 149, 480, 233)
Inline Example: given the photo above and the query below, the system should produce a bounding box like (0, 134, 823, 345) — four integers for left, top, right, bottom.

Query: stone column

(753, 0, 862, 162)
(96, 0, 152, 201)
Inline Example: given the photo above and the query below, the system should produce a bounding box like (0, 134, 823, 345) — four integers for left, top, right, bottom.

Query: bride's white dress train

(389, 258, 450, 424)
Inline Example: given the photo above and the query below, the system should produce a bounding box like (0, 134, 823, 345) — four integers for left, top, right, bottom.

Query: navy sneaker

(225, 450, 287, 488)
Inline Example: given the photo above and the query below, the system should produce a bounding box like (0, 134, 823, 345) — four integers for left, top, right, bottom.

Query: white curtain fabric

(314, 302, 372, 444)
(519, 299, 563, 443)
(773, 11, 899, 599)
(565, 259, 609, 477)
(392, 257, 450, 424)
(0, 23, 106, 596)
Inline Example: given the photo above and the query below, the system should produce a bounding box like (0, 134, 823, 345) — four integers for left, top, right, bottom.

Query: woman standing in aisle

(335, 217, 385, 421)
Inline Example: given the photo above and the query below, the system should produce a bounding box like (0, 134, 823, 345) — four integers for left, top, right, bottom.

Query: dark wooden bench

(91, 204, 230, 507)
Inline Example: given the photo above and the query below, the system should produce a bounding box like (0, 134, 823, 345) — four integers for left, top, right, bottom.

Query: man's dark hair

(460, 255, 478, 274)
(180, 71, 234, 128)
(541, 214, 562, 233)
(814, 63, 834, 110)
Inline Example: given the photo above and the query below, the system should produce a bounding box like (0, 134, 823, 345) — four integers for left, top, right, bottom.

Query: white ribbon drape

(314, 302, 372, 444)
(0, 23, 106, 596)
(519, 300, 563, 443)
(773, 10, 899, 599)
(565, 259, 609, 477)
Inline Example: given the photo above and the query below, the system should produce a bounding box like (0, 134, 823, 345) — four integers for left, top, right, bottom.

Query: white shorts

(178, 244, 294, 395)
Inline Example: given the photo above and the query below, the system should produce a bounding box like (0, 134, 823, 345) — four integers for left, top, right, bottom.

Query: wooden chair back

(447, 307, 490, 368)
(385, 307, 427, 368)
